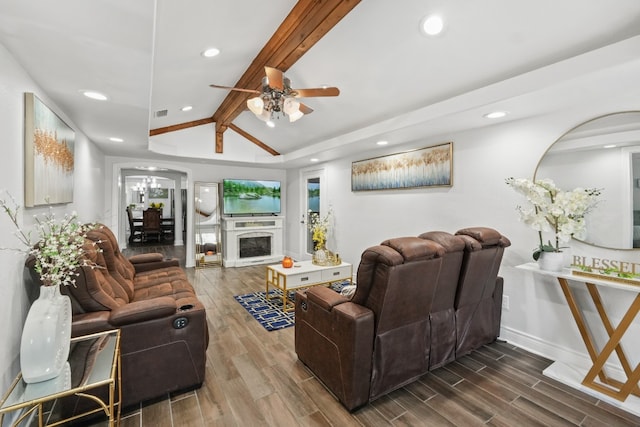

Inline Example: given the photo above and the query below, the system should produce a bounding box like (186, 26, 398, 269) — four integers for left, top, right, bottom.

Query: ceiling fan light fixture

(283, 98, 300, 115)
(288, 110, 304, 122)
(247, 97, 265, 115)
(266, 120, 275, 128)
(257, 108, 271, 122)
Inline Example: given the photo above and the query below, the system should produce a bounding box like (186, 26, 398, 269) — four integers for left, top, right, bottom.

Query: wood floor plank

(261, 362, 320, 418)
(445, 360, 520, 403)
(256, 392, 299, 426)
(298, 410, 333, 427)
(221, 377, 269, 426)
(169, 393, 204, 427)
(419, 374, 494, 424)
(511, 396, 579, 427)
(196, 383, 237, 427)
(368, 393, 407, 422)
(390, 391, 455, 427)
(352, 404, 392, 426)
(230, 352, 274, 400)
(140, 397, 171, 427)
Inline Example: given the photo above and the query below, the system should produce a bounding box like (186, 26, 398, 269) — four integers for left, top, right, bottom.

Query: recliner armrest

(129, 253, 180, 273)
(71, 311, 112, 337)
(305, 286, 349, 311)
(109, 296, 177, 326)
(128, 253, 164, 263)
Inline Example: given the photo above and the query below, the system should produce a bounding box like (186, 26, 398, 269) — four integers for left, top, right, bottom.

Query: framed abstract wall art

(24, 93, 75, 207)
(351, 142, 453, 191)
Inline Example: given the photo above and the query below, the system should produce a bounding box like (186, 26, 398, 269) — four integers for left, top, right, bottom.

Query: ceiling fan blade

(292, 87, 340, 98)
(209, 84, 260, 94)
(265, 66, 284, 90)
(299, 103, 314, 115)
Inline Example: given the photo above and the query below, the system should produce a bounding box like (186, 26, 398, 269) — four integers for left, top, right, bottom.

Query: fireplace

(239, 234, 272, 258)
(222, 217, 284, 267)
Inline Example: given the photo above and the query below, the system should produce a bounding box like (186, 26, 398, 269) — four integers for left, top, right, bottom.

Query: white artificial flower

(506, 177, 601, 253)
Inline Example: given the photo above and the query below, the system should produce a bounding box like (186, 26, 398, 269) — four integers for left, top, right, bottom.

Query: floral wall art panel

(351, 142, 453, 191)
(24, 93, 75, 207)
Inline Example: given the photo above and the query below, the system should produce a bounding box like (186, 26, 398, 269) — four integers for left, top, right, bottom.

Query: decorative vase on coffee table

(20, 284, 72, 383)
(312, 243, 331, 266)
(538, 251, 565, 272)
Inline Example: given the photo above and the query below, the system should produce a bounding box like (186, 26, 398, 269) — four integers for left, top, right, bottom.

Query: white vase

(20, 285, 72, 383)
(538, 251, 565, 272)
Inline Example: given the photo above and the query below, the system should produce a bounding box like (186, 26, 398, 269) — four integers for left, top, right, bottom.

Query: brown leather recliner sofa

(294, 227, 510, 411)
(26, 224, 209, 409)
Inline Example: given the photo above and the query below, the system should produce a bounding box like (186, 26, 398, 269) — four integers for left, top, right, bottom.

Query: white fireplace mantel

(222, 217, 284, 267)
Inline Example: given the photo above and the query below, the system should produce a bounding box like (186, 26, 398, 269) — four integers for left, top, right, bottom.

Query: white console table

(266, 260, 352, 312)
(517, 262, 640, 412)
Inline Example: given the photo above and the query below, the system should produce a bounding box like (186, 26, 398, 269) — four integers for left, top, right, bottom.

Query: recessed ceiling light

(180, 105, 193, 112)
(420, 15, 444, 36)
(82, 91, 108, 101)
(266, 120, 275, 128)
(603, 144, 617, 148)
(109, 137, 124, 143)
(201, 47, 220, 58)
(376, 140, 388, 146)
(484, 111, 508, 119)
(310, 158, 319, 162)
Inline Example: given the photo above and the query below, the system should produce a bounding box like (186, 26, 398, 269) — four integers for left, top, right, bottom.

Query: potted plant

(505, 178, 601, 271)
(1, 191, 99, 382)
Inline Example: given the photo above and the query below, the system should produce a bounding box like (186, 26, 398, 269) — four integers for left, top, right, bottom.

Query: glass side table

(0, 329, 121, 427)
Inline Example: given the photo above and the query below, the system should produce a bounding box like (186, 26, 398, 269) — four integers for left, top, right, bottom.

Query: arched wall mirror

(535, 111, 640, 250)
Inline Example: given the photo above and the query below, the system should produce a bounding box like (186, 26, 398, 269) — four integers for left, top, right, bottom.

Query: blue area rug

(234, 281, 348, 331)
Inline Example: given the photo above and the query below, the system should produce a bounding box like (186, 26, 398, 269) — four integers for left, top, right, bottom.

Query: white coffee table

(266, 260, 352, 312)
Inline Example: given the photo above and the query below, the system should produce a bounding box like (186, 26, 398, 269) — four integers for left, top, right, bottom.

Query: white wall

(286, 106, 640, 375)
(0, 43, 105, 393)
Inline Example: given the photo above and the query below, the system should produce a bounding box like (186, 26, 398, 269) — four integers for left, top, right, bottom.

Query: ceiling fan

(210, 66, 340, 123)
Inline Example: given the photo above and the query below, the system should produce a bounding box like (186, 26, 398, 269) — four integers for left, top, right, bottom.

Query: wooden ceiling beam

(228, 123, 280, 156)
(149, 117, 214, 136)
(213, 0, 360, 126)
(149, 0, 361, 155)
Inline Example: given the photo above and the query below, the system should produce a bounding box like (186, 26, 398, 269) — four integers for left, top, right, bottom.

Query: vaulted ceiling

(1, 1, 640, 169)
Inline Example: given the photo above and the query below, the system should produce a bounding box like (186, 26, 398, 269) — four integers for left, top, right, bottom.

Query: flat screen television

(222, 179, 281, 216)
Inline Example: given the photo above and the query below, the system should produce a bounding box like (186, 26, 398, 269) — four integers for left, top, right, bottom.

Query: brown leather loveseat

(294, 227, 510, 411)
(26, 224, 209, 409)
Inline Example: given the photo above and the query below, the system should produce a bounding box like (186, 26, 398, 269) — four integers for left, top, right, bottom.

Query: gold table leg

(557, 277, 640, 401)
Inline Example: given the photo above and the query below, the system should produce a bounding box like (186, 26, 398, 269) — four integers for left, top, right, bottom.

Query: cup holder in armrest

(179, 304, 194, 311)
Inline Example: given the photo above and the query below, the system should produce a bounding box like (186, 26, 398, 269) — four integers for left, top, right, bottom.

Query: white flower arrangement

(505, 178, 601, 259)
(1, 191, 99, 287)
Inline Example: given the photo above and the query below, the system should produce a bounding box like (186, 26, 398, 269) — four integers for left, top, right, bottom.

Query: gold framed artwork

(24, 93, 75, 207)
(351, 142, 453, 191)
